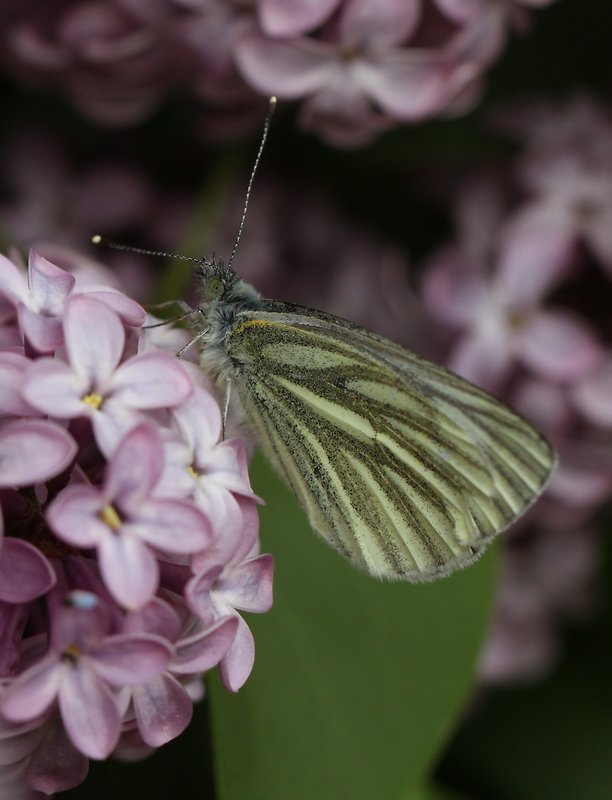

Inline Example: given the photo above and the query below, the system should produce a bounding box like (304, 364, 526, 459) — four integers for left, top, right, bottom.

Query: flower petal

(339, 0, 421, 46)
(106, 423, 164, 503)
(0, 539, 55, 603)
(519, 311, 603, 380)
(17, 306, 65, 353)
(47, 485, 110, 549)
(64, 295, 124, 385)
(28, 251, 75, 315)
(171, 386, 222, 458)
(123, 597, 182, 641)
(448, 332, 514, 391)
(89, 634, 172, 686)
(98, 533, 159, 609)
(0, 254, 29, 307)
(79, 289, 146, 327)
(219, 614, 255, 692)
(0, 420, 77, 486)
(27, 714, 89, 795)
(0, 351, 40, 416)
(109, 352, 193, 409)
(235, 33, 335, 98)
(172, 616, 238, 674)
(359, 52, 476, 120)
(126, 498, 211, 552)
(0, 602, 30, 676)
(496, 208, 574, 305)
(132, 673, 192, 747)
(22, 359, 89, 418)
(58, 665, 121, 759)
(218, 555, 274, 613)
(0, 657, 63, 722)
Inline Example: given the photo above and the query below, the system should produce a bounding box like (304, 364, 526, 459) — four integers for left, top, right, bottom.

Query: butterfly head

(195, 257, 262, 309)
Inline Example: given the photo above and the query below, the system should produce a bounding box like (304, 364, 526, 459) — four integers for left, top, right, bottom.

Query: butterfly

(186, 253, 556, 581)
(94, 98, 556, 582)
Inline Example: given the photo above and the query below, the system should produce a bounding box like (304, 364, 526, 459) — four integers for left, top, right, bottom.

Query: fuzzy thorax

(192, 261, 264, 383)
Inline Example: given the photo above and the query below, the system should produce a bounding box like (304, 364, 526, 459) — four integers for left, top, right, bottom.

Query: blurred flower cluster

(0, 0, 557, 144)
(0, 250, 273, 796)
(422, 93, 612, 684)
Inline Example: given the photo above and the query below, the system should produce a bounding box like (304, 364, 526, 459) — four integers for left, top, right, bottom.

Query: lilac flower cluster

(0, 251, 273, 796)
(0, 0, 557, 144)
(422, 94, 612, 684)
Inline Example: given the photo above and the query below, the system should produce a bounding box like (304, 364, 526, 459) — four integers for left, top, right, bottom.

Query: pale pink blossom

(235, 0, 476, 145)
(187, 501, 273, 691)
(0, 591, 172, 759)
(122, 597, 238, 746)
(158, 386, 257, 545)
(422, 184, 602, 390)
(22, 295, 192, 455)
(47, 424, 211, 609)
(257, 0, 342, 37)
(0, 251, 75, 353)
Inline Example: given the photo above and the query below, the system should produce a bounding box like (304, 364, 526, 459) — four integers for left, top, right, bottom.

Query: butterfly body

(193, 260, 556, 582)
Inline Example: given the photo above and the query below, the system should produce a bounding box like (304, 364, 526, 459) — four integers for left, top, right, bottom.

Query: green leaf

(441, 523, 612, 800)
(403, 784, 475, 800)
(209, 453, 498, 800)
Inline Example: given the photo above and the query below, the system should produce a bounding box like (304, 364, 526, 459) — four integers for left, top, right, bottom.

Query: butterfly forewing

(222, 301, 556, 581)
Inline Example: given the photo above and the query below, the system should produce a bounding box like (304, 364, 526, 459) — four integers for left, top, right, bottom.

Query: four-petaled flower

(22, 294, 193, 455)
(47, 424, 212, 609)
(0, 591, 173, 759)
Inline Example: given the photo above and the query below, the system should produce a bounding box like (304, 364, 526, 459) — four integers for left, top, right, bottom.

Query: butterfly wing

(223, 302, 556, 581)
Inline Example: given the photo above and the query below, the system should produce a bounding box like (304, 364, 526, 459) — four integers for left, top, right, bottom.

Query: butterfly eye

(205, 277, 224, 300)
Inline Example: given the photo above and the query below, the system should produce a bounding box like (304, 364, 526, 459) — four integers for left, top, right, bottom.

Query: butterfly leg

(147, 299, 194, 314)
(176, 327, 209, 358)
(222, 379, 232, 441)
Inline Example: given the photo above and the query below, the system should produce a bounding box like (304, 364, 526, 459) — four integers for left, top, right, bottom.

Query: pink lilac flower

(0, 591, 173, 759)
(474, 378, 606, 686)
(0, 1, 558, 144)
(257, 0, 343, 37)
(22, 294, 191, 455)
(421, 180, 603, 391)
(417, 109, 612, 685)
(493, 95, 612, 273)
(0, 712, 88, 796)
(158, 386, 256, 544)
(478, 521, 598, 684)
(0, 251, 75, 353)
(187, 500, 274, 691)
(0, 246, 274, 795)
(438, 0, 557, 65)
(121, 597, 238, 746)
(235, 0, 477, 146)
(47, 424, 211, 609)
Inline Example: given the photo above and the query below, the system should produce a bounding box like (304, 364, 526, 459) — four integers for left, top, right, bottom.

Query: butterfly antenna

(227, 96, 277, 272)
(91, 235, 203, 264)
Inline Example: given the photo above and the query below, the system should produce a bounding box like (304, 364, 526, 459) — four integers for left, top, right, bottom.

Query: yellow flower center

(341, 45, 360, 61)
(506, 309, 528, 331)
(82, 392, 104, 410)
(187, 465, 200, 480)
(62, 643, 81, 663)
(99, 504, 122, 530)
